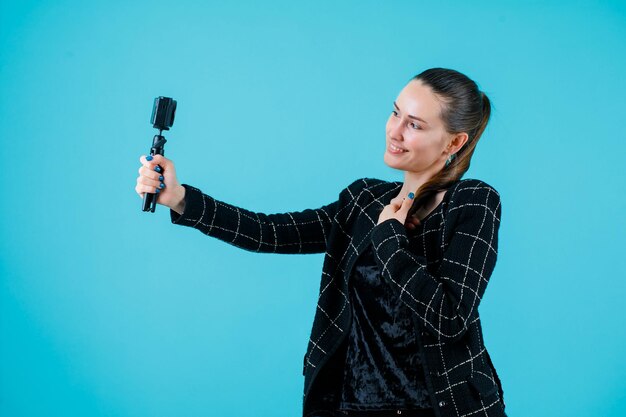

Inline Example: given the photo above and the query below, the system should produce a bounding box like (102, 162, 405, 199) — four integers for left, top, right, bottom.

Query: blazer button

(438, 400, 448, 408)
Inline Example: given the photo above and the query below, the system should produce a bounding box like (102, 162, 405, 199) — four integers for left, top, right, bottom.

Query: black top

(338, 243, 432, 411)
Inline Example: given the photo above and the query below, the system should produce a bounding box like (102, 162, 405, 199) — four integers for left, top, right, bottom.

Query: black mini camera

(150, 96, 177, 131)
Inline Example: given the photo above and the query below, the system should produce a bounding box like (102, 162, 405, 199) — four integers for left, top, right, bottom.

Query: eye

(391, 110, 399, 117)
(410, 122, 422, 130)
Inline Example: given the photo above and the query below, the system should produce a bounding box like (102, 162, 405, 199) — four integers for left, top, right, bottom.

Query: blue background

(1, 1, 625, 416)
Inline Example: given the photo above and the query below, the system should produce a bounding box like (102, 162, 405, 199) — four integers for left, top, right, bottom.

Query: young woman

(135, 68, 507, 417)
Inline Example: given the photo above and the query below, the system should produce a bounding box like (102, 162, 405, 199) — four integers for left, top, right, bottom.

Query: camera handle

(142, 133, 167, 212)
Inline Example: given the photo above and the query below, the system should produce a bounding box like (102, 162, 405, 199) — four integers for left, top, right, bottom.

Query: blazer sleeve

(169, 181, 353, 254)
(369, 182, 502, 342)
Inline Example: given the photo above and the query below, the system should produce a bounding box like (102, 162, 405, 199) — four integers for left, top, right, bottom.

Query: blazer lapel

(342, 180, 402, 284)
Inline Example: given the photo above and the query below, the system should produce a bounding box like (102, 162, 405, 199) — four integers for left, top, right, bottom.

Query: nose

(388, 117, 404, 141)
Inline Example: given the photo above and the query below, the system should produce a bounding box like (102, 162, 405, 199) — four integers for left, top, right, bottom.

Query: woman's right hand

(135, 154, 186, 213)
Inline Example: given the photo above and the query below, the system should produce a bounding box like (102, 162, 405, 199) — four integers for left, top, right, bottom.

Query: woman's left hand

(377, 191, 421, 230)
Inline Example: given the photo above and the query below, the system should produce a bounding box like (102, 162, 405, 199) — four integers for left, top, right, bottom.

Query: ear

(446, 132, 469, 154)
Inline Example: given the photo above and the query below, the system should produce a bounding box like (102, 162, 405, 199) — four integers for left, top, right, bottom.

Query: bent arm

(170, 183, 342, 254)
(370, 184, 502, 342)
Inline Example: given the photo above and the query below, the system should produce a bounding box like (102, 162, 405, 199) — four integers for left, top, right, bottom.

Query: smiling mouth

(388, 143, 408, 153)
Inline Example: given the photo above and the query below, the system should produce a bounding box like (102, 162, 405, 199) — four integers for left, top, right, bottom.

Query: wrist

(171, 185, 186, 215)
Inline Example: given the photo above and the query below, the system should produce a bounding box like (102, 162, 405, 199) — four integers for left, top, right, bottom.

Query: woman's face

(384, 79, 453, 174)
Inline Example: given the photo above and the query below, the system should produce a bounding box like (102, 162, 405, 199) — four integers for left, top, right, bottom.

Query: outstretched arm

(170, 182, 352, 254)
(370, 182, 502, 342)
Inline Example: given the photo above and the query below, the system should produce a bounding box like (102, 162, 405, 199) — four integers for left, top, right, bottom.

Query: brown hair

(406, 67, 492, 218)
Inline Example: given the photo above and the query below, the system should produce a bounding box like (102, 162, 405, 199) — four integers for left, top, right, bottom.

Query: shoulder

(448, 178, 502, 220)
(450, 178, 500, 200)
(343, 177, 395, 197)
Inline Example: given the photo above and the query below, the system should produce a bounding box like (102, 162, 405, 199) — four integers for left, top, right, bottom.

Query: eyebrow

(393, 101, 429, 125)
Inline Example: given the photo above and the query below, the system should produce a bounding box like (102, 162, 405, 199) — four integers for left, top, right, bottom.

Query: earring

(445, 153, 455, 167)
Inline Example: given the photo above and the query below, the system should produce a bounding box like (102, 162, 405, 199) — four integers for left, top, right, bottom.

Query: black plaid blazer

(170, 177, 507, 417)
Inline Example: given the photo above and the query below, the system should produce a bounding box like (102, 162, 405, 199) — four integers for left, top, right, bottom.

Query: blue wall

(1, 1, 625, 416)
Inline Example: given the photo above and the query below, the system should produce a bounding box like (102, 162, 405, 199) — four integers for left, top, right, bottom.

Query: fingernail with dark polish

(408, 192, 415, 199)
(160, 183, 165, 188)
(146, 155, 153, 161)
(154, 166, 161, 172)
(159, 175, 164, 181)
